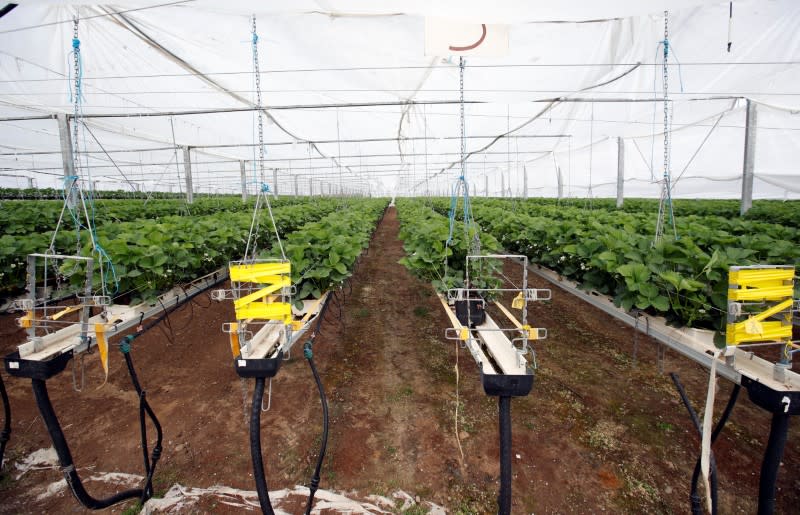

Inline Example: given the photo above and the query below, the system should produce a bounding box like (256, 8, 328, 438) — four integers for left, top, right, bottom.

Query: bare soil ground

(0, 206, 798, 514)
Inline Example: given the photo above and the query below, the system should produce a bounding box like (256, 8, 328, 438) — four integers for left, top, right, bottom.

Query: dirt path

(0, 205, 798, 514)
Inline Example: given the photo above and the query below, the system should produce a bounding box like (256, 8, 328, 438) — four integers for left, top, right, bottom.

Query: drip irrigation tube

(0, 373, 10, 472)
(498, 396, 512, 515)
(249, 377, 275, 515)
(31, 378, 144, 509)
(304, 295, 332, 514)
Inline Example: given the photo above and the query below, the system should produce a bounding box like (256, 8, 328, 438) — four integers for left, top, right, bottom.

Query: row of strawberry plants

(0, 196, 311, 236)
(464, 199, 799, 241)
(395, 199, 502, 292)
(504, 197, 800, 227)
(277, 199, 388, 306)
(0, 199, 343, 302)
(466, 200, 800, 330)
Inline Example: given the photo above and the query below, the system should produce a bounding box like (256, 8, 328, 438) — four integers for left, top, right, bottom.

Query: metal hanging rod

(0, 138, 566, 158)
(0, 95, 746, 123)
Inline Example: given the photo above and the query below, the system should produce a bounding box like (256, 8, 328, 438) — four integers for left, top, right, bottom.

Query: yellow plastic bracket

(230, 262, 293, 324)
(726, 266, 795, 345)
(230, 262, 291, 282)
(459, 327, 469, 341)
(94, 323, 109, 383)
(291, 293, 328, 331)
(50, 305, 82, 321)
(728, 268, 794, 302)
(511, 292, 525, 310)
(17, 311, 33, 328)
(229, 322, 241, 359)
(520, 324, 538, 340)
(726, 299, 794, 345)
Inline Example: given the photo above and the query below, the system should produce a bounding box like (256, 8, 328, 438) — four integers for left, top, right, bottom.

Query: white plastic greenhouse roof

(0, 0, 798, 198)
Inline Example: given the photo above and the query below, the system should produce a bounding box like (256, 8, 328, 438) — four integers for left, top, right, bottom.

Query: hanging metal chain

(70, 16, 82, 194)
(252, 15, 265, 183)
(662, 11, 670, 188)
(655, 11, 678, 244)
(459, 56, 466, 180)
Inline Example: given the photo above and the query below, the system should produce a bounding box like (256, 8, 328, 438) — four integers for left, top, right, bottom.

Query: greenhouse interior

(0, 1, 798, 514)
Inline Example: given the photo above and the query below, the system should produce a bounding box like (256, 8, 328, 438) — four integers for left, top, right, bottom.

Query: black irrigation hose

(670, 373, 740, 515)
(303, 295, 332, 514)
(0, 372, 10, 473)
(31, 378, 144, 509)
(759, 411, 790, 515)
(498, 396, 512, 515)
(250, 377, 275, 515)
(303, 355, 328, 515)
(123, 350, 163, 506)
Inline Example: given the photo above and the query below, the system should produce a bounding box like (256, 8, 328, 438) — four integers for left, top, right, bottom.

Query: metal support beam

(183, 146, 193, 204)
(501, 173, 505, 198)
(741, 99, 757, 216)
(240, 160, 247, 202)
(273, 168, 278, 196)
(294, 175, 299, 196)
(616, 137, 625, 208)
(485, 175, 489, 197)
(309, 177, 313, 196)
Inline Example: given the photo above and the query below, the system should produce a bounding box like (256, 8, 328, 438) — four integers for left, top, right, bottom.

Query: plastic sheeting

(0, 1, 798, 198)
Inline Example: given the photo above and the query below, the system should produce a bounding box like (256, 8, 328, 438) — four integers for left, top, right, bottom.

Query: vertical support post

(523, 165, 528, 199)
(741, 99, 757, 216)
(25, 254, 36, 340)
(56, 113, 74, 178)
(758, 411, 791, 515)
(183, 146, 193, 204)
(501, 174, 505, 198)
(309, 177, 314, 196)
(240, 160, 247, 202)
(57, 113, 78, 207)
(556, 165, 563, 199)
(616, 137, 625, 208)
(27, 177, 35, 189)
(485, 175, 489, 197)
(273, 168, 278, 197)
(294, 175, 299, 196)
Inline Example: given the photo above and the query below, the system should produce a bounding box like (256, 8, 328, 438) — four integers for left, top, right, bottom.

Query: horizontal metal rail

(528, 264, 800, 391)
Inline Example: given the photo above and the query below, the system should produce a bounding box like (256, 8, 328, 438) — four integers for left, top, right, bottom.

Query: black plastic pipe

(758, 411, 790, 515)
(670, 373, 740, 515)
(31, 378, 143, 509)
(304, 355, 328, 515)
(124, 352, 162, 505)
(250, 377, 275, 515)
(303, 294, 332, 514)
(0, 372, 10, 472)
(498, 396, 512, 515)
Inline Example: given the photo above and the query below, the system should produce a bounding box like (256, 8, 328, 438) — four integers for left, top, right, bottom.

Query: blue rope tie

(261, 183, 270, 193)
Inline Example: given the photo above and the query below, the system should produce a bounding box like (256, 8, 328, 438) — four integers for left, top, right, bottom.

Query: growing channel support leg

(758, 411, 790, 515)
(498, 395, 512, 515)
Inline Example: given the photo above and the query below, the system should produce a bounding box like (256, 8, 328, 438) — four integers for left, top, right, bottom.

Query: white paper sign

(425, 17, 509, 57)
